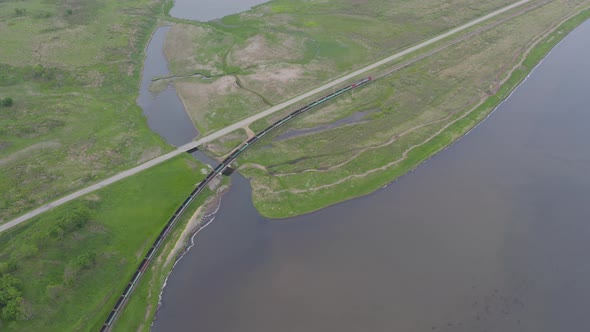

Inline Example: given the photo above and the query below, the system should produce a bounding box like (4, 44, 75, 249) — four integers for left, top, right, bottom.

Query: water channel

(169, 0, 269, 22)
(140, 2, 590, 331)
(139, 26, 198, 147)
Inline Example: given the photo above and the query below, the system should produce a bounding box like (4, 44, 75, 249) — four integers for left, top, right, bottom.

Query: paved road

(0, 0, 533, 233)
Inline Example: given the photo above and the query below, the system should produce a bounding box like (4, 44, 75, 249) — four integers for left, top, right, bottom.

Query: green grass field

(0, 0, 225, 329)
(0, 0, 170, 223)
(237, 2, 590, 217)
(0, 155, 207, 330)
(112, 177, 229, 332)
(163, 0, 519, 133)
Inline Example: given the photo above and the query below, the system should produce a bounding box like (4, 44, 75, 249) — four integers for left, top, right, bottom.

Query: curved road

(0, 0, 533, 233)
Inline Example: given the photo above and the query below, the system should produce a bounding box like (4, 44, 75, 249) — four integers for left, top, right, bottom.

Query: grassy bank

(162, 0, 517, 134)
(112, 180, 229, 332)
(0, 155, 208, 330)
(154, 0, 590, 218)
(0, 0, 170, 222)
(233, 1, 590, 217)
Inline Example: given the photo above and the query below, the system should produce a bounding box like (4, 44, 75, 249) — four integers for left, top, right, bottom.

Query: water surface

(170, 0, 269, 21)
(153, 18, 590, 332)
(138, 26, 198, 147)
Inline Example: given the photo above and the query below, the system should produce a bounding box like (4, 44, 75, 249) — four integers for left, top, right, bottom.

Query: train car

(351, 77, 372, 88)
(101, 75, 376, 331)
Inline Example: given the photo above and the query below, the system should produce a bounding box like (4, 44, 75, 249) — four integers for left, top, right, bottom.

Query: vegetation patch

(0, 0, 170, 223)
(112, 181, 229, 332)
(164, 0, 519, 134)
(0, 155, 205, 331)
(175, 76, 268, 133)
(237, 2, 590, 217)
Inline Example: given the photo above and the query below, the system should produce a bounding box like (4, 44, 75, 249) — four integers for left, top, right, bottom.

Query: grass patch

(164, 0, 518, 133)
(236, 2, 590, 217)
(112, 178, 229, 332)
(0, 154, 208, 330)
(0, 0, 170, 222)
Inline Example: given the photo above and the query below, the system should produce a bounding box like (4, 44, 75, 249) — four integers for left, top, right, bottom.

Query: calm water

(139, 0, 271, 145)
(170, 0, 269, 21)
(138, 26, 198, 147)
(152, 19, 590, 332)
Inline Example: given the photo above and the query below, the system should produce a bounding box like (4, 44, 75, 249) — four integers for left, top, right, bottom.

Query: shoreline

(157, 183, 228, 303)
(116, 183, 229, 331)
(248, 6, 590, 219)
(112, 4, 590, 331)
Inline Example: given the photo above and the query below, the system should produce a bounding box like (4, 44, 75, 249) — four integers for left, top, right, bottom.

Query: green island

(0, 0, 589, 330)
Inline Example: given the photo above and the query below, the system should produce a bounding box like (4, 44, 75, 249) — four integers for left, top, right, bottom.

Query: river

(147, 11, 590, 332)
(138, 25, 198, 147)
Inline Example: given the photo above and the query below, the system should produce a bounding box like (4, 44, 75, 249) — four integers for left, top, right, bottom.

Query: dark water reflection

(152, 20, 590, 332)
(138, 26, 198, 147)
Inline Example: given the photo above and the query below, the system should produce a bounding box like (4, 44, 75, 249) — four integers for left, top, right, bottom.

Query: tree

(0, 275, 21, 304)
(1, 97, 12, 107)
(58, 206, 90, 233)
(0, 275, 23, 321)
(1, 297, 22, 321)
(0, 261, 17, 275)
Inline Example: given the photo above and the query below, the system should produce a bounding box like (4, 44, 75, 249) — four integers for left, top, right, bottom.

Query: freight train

(100, 76, 372, 331)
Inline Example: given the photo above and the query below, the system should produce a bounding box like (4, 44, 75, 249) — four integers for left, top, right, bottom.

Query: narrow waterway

(138, 26, 198, 147)
(151, 19, 590, 332)
(138, 0, 269, 148)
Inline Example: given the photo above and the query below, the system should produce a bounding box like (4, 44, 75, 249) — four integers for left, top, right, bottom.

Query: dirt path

(243, 125, 256, 139)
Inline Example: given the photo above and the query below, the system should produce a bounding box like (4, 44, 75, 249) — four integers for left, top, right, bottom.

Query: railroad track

(2, 0, 537, 235)
(100, 1, 562, 328)
(99, 77, 372, 331)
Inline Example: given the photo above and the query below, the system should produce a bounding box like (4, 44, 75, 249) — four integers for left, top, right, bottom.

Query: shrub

(0, 261, 17, 275)
(1, 97, 13, 107)
(14, 8, 26, 16)
(72, 252, 96, 269)
(63, 251, 97, 286)
(1, 297, 22, 321)
(58, 206, 90, 233)
(0, 275, 23, 321)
